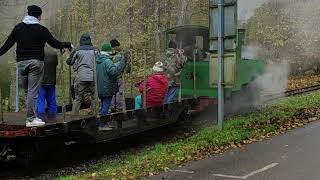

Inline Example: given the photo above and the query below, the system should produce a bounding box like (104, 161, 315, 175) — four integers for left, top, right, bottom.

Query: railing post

(143, 53, 147, 110)
(93, 49, 100, 118)
(193, 51, 197, 99)
(15, 66, 19, 112)
(60, 52, 66, 122)
(0, 88, 3, 124)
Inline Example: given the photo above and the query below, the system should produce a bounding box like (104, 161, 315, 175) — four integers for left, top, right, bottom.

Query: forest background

(0, 0, 318, 110)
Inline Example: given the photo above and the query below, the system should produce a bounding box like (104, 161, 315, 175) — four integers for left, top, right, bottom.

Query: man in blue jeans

(0, 5, 71, 127)
(36, 46, 58, 120)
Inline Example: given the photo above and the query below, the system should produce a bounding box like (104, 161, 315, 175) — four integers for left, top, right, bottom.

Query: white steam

(242, 43, 263, 59)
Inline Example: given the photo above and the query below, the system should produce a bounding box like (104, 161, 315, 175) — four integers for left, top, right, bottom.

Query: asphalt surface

(148, 121, 320, 180)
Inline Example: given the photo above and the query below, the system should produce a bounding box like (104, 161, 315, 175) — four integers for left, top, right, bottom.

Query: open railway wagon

(0, 0, 265, 166)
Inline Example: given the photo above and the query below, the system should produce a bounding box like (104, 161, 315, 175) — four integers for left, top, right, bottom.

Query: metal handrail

(59, 51, 66, 122)
(143, 53, 147, 110)
(193, 51, 197, 99)
(0, 88, 3, 124)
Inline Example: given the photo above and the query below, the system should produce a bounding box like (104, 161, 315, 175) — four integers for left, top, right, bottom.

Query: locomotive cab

(164, 25, 210, 60)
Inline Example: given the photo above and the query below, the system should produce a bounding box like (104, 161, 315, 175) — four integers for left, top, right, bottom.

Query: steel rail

(261, 84, 320, 100)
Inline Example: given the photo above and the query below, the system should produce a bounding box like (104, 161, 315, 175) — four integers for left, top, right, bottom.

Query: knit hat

(110, 39, 120, 48)
(27, 5, 42, 17)
(101, 42, 112, 52)
(153, 61, 164, 72)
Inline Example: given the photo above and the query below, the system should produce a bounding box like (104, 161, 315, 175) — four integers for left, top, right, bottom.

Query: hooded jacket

(139, 73, 168, 108)
(164, 48, 187, 83)
(42, 46, 58, 85)
(96, 53, 126, 97)
(0, 16, 71, 62)
(66, 34, 95, 82)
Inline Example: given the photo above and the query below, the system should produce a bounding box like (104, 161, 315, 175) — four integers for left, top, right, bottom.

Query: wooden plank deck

(2, 112, 92, 126)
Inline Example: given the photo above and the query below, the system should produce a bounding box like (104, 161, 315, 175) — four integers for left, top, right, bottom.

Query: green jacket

(96, 53, 125, 98)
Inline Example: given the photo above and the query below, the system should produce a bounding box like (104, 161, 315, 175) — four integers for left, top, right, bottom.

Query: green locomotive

(163, 0, 265, 99)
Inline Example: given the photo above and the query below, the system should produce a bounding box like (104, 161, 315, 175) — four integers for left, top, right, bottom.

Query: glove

(68, 44, 74, 52)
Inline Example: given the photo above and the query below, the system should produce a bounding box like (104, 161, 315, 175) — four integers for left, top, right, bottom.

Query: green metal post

(193, 51, 197, 98)
(218, 0, 225, 130)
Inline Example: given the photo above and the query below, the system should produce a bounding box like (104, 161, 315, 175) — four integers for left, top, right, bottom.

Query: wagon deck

(0, 99, 196, 143)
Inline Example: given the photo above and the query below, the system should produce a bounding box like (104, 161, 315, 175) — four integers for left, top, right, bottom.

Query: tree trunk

(153, 0, 161, 61)
(88, 0, 95, 42)
(166, 0, 173, 28)
(177, 0, 190, 26)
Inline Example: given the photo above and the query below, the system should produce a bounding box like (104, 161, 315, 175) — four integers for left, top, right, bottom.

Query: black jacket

(0, 22, 71, 62)
(42, 47, 58, 85)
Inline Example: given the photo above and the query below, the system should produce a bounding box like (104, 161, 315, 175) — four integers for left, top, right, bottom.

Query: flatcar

(0, 0, 265, 166)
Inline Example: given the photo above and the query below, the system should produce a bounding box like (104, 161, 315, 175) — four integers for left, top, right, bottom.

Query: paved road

(148, 121, 320, 180)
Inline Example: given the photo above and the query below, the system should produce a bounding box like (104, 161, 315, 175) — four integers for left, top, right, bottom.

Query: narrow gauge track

(285, 84, 320, 96)
(261, 84, 320, 100)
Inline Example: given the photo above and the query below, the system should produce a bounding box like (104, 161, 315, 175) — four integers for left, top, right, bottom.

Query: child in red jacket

(135, 62, 168, 109)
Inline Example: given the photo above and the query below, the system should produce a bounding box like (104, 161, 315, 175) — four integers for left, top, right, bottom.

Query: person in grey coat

(66, 33, 95, 115)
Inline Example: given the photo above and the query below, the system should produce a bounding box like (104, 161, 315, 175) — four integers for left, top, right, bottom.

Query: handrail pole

(93, 49, 100, 118)
(60, 52, 66, 122)
(0, 88, 3, 124)
(15, 66, 19, 112)
(143, 53, 147, 110)
(193, 51, 197, 99)
(122, 75, 127, 113)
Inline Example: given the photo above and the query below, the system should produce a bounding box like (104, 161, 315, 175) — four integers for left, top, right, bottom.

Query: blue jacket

(96, 53, 126, 97)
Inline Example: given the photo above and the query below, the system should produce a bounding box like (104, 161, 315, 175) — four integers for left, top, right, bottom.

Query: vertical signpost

(217, 0, 225, 130)
(209, 0, 237, 130)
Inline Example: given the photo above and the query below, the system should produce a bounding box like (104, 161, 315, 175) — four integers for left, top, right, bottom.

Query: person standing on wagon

(96, 42, 126, 116)
(36, 46, 58, 120)
(0, 5, 72, 127)
(109, 39, 125, 112)
(66, 33, 95, 115)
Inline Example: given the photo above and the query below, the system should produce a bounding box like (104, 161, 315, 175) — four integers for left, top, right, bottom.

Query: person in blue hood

(67, 33, 95, 115)
(96, 42, 126, 119)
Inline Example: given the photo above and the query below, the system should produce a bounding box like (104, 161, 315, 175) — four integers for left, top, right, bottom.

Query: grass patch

(57, 91, 320, 180)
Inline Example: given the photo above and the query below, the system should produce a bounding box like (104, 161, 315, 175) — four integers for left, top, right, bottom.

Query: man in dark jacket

(67, 33, 95, 115)
(0, 5, 72, 127)
(109, 39, 125, 112)
(96, 42, 125, 117)
(36, 46, 58, 120)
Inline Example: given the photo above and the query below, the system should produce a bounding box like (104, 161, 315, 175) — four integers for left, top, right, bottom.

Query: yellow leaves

(287, 75, 320, 90)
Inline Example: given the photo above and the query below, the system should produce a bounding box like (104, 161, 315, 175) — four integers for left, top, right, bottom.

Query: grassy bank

(57, 91, 320, 180)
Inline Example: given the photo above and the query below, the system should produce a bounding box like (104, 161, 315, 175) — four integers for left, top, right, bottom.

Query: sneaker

(99, 125, 113, 131)
(26, 118, 45, 127)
